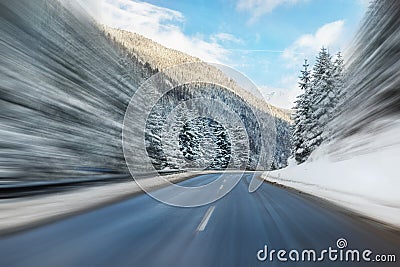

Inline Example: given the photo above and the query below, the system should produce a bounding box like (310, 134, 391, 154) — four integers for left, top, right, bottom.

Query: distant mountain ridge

(102, 26, 292, 123)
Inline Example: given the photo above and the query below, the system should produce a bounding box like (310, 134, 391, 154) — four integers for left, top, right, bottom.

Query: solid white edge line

(197, 206, 216, 232)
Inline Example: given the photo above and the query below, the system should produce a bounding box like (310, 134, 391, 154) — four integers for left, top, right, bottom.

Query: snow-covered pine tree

(292, 59, 311, 163)
(333, 52, 344, 85)
(331, 51, 345, 120)
(304, 47, 336, 154)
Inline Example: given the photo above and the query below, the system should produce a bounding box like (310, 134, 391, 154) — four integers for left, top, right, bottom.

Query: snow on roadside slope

(0, 171, 212, 234)
(263, 1, 400, 228)
(262, 122, 400, 227)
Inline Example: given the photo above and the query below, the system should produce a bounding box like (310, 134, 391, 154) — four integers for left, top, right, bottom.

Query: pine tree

(292, 59, 311, 163)
(333, 52, 344, 83)
(292, 48, 344, 163)
(331, 51, 345, 119)
(306, 47, 335, 152)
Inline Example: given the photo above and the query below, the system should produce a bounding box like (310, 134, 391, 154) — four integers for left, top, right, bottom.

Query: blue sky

(87, 0, 368, 108)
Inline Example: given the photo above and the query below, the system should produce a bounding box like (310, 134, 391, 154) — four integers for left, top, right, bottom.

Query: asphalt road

(0, 173, 399, 267)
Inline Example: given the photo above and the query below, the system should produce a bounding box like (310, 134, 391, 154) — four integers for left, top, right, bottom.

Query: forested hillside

(0, 0, 292, 182)
(104, 26, 292, 170)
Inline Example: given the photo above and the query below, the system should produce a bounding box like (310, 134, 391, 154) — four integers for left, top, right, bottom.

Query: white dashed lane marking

(197, 206, 215, 232)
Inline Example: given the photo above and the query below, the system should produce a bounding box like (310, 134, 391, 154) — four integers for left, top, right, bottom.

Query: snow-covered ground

(0, 171, 214, 234)
(262, 122, 400, 228)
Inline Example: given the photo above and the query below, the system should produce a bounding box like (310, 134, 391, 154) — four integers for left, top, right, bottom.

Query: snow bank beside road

(262, 124, 400, 228)
(0, 171, 209, 235)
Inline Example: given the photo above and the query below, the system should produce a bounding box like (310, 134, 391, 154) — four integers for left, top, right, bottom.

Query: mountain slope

(0, 0, 292, 182)
(103, 26, 292, 170)
(103, 26, 292, 123)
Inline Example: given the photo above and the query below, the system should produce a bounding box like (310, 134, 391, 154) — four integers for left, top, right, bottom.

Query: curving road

(0, 173, 399, 267)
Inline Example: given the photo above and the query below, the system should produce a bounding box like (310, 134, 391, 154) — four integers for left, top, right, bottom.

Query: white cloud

(211, 33, 244, 45)
(92, 0, 229, 63)
(282, 20, 346, 68)
(236, 0, 306, 23)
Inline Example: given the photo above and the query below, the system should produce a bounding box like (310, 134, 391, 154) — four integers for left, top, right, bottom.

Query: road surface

(0, 173, 398, 266)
